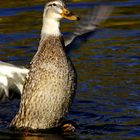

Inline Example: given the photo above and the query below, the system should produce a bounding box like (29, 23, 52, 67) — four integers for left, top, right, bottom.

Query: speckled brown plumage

(10, 35, 77, 130)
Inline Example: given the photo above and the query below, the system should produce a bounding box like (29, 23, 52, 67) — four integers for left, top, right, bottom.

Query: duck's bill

(61, 8, 80, 21)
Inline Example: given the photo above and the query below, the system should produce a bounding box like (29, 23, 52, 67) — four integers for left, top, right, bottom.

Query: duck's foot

(61, 123, 75, 133)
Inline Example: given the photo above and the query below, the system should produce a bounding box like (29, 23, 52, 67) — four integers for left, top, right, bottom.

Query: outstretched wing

(65, 5, 113, 50)
(0, 61, 29, 101)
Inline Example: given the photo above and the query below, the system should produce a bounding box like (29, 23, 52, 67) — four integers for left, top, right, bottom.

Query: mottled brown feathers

(10, 35, 77, 130)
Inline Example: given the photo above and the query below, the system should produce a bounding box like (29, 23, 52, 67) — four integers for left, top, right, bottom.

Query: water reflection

(22, 135, 63, 140)
(0, 128, 81, 140)
(0, 132, 73, 140)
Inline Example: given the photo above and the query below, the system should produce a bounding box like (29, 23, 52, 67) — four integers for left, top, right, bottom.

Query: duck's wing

(0, 61, 29, 102)
(65, 5, 113, 48)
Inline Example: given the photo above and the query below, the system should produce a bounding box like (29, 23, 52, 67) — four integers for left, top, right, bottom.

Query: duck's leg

(61, 123, 75, 133)
(60, 119, 77, 133)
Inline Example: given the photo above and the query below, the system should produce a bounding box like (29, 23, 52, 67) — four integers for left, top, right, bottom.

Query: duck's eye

(53, 3, 57, 6)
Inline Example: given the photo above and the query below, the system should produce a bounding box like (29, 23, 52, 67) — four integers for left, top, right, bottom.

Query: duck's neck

(33, 18, 63, 63)
(41, 18, 61, 38)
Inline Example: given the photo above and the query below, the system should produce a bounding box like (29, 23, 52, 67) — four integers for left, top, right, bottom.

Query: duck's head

(44, 0, 79, 21)
(42, 0, 79, 36)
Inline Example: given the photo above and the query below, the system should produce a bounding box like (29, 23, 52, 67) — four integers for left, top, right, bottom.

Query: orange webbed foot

(61, 123, 75, 133)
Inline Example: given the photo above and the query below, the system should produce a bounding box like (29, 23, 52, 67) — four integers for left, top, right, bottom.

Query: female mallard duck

(10, 0, 79, 131)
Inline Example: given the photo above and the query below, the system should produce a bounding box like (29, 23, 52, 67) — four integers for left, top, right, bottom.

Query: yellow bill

(61, 8, 80, 21)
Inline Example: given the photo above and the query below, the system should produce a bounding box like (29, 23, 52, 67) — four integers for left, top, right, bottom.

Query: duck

(10, 0, 79, 131)
(0, 4, 113, 102)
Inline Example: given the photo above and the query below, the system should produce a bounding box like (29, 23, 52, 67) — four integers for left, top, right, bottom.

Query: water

(0, 0, 140, 139)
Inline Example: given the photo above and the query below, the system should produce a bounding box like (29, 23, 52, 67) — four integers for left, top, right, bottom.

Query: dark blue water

(0, 0, 140, 139)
